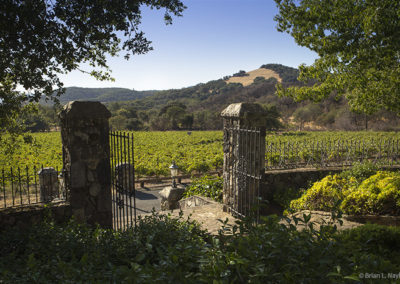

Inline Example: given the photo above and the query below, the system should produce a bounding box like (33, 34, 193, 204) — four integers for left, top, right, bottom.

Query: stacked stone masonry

(59, 101, 113, 228)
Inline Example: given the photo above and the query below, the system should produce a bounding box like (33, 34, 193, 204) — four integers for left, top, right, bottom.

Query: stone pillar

(221, 103, 267, 217)
(38, 167, 59, 202)
(59, 101, 112, 228)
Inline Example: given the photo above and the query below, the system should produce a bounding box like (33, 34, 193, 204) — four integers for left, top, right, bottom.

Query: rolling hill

(40, 63, 399, 131)
(42, 87, 157, 105)
(225, 68, 282, 86)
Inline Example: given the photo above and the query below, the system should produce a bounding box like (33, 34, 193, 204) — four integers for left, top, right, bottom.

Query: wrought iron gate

(224, 127, 265, 219)
(109, 131, 136, 230)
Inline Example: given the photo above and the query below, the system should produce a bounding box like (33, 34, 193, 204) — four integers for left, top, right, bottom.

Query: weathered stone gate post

(221, 103, 267, 217)
(59, 101, 112, 228)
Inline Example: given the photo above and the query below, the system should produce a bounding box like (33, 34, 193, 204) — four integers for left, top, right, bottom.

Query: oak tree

(0, 0, 185, 130)
(274, 0, 400, 114)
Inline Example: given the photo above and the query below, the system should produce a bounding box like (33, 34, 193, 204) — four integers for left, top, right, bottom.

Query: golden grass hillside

(225, 68, 282, 86)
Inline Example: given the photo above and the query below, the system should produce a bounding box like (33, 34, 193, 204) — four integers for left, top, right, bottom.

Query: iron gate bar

(225, 127, 264, 220)
(110, 131, 116, 229)
(118, 132, 123, 230)
(127, 132, 136, 227)
(26, 167, 30, 205)
(110, 131, 136, 230)
(2, 169, 5, 207)
(117, 132, 122, 230)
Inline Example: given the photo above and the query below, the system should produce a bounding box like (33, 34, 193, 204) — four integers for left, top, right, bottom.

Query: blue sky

(59, 0, 318, 91)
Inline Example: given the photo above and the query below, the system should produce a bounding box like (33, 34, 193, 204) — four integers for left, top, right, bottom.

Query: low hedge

(1, 212, 400, 283)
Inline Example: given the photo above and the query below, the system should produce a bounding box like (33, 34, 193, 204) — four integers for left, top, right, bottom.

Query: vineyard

(265, 132, 400, 169)
(1, 131, 400, 178)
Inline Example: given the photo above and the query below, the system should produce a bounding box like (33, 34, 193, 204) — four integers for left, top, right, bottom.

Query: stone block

(89, 183, 101, 197)
(160, 185, 186, 210)
(70, 161, 86, 188)
(38, 167, 59, 203)
(59, 101, 111, 120)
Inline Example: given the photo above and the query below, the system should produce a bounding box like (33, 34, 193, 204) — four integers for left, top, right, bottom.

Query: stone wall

(262, 167, 343, 201)
(0, 202, 72, 231)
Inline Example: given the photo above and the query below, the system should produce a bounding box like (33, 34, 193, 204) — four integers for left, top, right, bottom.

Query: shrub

(183, 175, 223, 202)
(253, 76, 266, 84)
(232, 70, 248, 77)
(0, 212, 209, 283)
(200, 214, 400, 283)
(290, 175, 356, 212)
(341, 171, 400, 215)
(290, 170, 400, 216)
(1, 212, 400, 282)
(337, 223, 400, 266)
(273, 186, 305, 211)
(340, 161, 380, 184)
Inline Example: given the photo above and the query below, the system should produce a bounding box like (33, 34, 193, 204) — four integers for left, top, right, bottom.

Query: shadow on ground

(135, 190, 158, 200)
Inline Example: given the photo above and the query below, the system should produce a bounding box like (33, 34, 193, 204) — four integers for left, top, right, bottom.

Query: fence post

(59, 101, 112, 228)
(221, 103, 267, 217)
(38, 167, 59, 202)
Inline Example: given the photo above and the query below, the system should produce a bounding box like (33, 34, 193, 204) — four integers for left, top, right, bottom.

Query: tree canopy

(274, 0, 400, 114)
(0, 0, 185, 131)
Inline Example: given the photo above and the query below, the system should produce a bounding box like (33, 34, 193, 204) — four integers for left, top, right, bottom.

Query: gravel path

(133, 183, 366, 235)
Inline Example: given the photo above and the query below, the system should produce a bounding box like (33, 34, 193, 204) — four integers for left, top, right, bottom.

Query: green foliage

(291, 170, 400, 216)
(293, 104, 321, 125)
(3, 131, 400, 179)
(273, 186, 305, 210)
(265, 131, 400, 167)
(0, 132, 63, 169)
(1, 212, 400, 282)
(204, 214, 400, 283)
(274, 0, 400, 115)
(0, 212, 208, 283)
(183, 175, 223, 202)
(21, 110, 50, 132)
(133, 131, 224, 177)
(337, 223, 400, 267)
(264, 105, 282, 130)
(48, 87, 157, 104)
(1, 0, 185, 131)
(253, 76, 266, 84)
(260, 63, 299, 83)
(342, 171, 400, 215)
(290, 175, 356, 212)
(340, 161, 380, 184)
(232, 70, 249, 77)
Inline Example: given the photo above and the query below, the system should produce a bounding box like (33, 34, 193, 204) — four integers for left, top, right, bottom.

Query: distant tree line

(29, 64, 400, 132)
(19, 105, 60, 132)
(260, 64, 299, 83)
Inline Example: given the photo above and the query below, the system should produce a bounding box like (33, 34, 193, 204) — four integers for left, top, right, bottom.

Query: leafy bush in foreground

(205, 215, 400, 283)
(0, 213, 209, 283)
(1, 212, 400, 283)
(337, 223, 400, 267)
